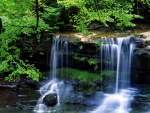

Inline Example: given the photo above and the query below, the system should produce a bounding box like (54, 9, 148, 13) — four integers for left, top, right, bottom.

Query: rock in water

(43, 93, 57, 106)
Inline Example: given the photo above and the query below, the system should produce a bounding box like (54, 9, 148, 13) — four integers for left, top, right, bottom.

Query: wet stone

(82, 99, 98, 106)
(134, 95, 150, 102)
(0, 84, 19, 92)
(65, 98, 81, 104)
(131, 101, 147, 109)
(43, 93, 58, 106)
(134, 37, 146, 48)
(70, 93, 83, 99)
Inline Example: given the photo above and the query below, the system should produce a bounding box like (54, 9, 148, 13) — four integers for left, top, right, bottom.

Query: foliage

(1, 0, 49, 34)
(140, 0, 150, 7)
(4, 60, 42, 82)
(57, 0, 142, 33)
(100, 70, 116, 91)
(0, 0, 149, 81)
(41, 5, 63, 32)
(72, 41, 101, 70)
(0, 0, 47, 81)
(100, 70, 116, 77)
(94, 38, 102, 51)
(0, 32, 42, 81)
(56, 68, 102, 93)
(34, 0, 150, 33)
(134, 0, 150, 23)
(73, 55, 100, 70)
(56, 68, 116, 93)
(57, 68, 102, 81)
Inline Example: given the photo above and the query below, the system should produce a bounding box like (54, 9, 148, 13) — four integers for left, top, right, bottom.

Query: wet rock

(65, 93, 83, 104)
(0, 77, 19, 92)
(16, 101, 35, 110)
(19, 78, 40, 89)
(65, 98, 81, 104)
(5, 106, 21, 111)
(134, 37, 150, 57)
(0, 84, 19, 92)
(28, 100, 38, 106)
(72, 80, 81, 86)
(43, 93, 57, 106)
(132, 37, 150, 84)
(131, 101, 147, 109)
(95, 80, 102, 86)
(146, 102, 150, 110)
(82, 99, 98, 106)
(134, 37, 146, 48)
(134, 48, 150, 57)
(83, 92, 95, 97)
(131, 91, 150, 110)
(134, 94, 150, 102)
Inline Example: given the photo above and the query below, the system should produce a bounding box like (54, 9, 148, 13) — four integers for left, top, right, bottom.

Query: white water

(50, 36, 69, 79)
(92, 37, 135, 113)
(34, 36, 136, 113)
(34, 79, 65, 112)
(34, 36, 72, 112)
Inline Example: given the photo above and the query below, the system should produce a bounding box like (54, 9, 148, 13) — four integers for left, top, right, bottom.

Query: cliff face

(67, 35, 150, 86)
(22, 32, 150, 86)
(132, 32, 150, 85)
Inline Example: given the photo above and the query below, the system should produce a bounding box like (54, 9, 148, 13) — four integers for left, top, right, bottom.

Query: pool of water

(0, 105, 150, 113)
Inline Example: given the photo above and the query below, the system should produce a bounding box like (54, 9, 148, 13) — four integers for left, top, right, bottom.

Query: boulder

(134, 37, 146, 48)
(43, 93, 57, 106)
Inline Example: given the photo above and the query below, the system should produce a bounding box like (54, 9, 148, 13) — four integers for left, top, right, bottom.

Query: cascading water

(50, 36, 69, 79)
(93, 37, 136, 113)
(34, 35, 137, 113)
(34, 36, 72, 112)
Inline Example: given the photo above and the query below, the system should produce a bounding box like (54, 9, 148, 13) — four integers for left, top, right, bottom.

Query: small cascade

(50, 36, 69, 79)
(34, 36, 72, 112)
(34, 35, 137, 113)
(92, 37, 136, 113)
(100, 38, 117, 71)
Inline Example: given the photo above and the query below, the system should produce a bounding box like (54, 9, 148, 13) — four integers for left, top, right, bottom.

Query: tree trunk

(35, 0, 39, 30)
(0, 18, 2, 33)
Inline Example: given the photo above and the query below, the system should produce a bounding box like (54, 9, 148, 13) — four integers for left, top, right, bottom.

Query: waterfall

(50, 36, 69, 79)
(115, 38, 134, 93)
(34, 35, 136, 113)
(93, 37, 135, 113)
(34, 36, 72, 112)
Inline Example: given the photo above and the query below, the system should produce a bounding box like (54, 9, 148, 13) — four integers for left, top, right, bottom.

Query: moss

(56, 68, 101, 81)
(55, 68, 115, 93)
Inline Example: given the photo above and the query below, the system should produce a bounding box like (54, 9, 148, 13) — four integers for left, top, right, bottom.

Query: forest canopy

(0, 0, 150, 81)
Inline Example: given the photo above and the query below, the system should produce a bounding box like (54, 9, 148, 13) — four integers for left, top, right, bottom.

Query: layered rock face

(23, 34, 150, 86)
(132, 35, 150, 85)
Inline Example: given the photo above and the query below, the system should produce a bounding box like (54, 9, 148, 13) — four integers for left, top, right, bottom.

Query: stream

(1, 28, 150, 113)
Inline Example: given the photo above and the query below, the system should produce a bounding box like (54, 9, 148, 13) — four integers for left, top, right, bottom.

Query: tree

(57, 0, 144, 33)
(0, 0, 49, 81)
